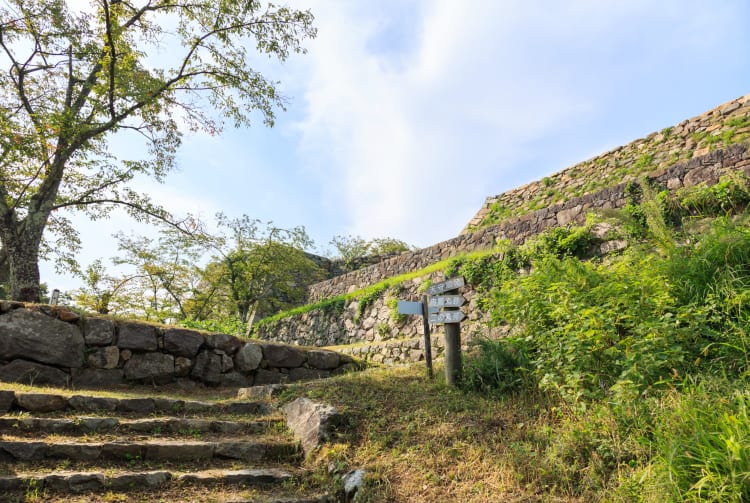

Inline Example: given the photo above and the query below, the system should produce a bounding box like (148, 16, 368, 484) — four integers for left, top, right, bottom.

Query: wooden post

(421, 295, 433, 379)
(443, 288, 462, 387)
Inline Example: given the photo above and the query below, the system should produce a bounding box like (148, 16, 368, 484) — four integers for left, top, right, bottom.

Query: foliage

(186, 214, 325, 327)
(642, 381, 750, 502)
(329, 234, 412, 268)
(73, 228, 203, 322)
(0, 0, 316, 301)
(461, 337, 531, 395)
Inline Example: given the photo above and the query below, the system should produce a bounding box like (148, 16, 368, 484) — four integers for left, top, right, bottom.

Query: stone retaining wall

(0, 303, 356, 389)
(308, 144, 750, 301)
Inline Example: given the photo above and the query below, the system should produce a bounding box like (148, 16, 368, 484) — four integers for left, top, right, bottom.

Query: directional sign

(428, 295, 466, 308)
(425, 276, 465, 296)
(397, 300, 423, 316)
(398, 301, 441, 315)
(428, 310, 466, 324)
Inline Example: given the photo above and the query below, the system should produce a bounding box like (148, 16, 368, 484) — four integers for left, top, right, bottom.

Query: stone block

(262, 343, 306, 368)
(205, 333, 241, 355)
(307, 350, 340, 370)
(190, 350, 222, 385)
(117, 322, 158, 351)
(0, 359, 70, 387)
(163, 328, 205, 357)
(123, 353, 174, 382)
(87, 346, 119, 369)
(15, 392, 68, 413)
(83, 318, 115, 346)
(235, 342, 263, 372)
(71, 368, 124, 389)
(0, 309, 84, 367)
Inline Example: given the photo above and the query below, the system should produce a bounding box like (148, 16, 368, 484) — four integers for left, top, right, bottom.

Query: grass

(254, 248, 498, 329)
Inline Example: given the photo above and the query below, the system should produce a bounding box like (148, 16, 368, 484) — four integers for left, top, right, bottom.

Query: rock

(174, 356, 192, 377)
(283, 398, 341, 456)
(288, 367, 330, 382)
(87, 346, 120, 369)
(223, 401, 269, 415)
(307, 350, 341, 370)
(216, 350, 234, 373)
(0, 308, 85, 367)
(205, 333, 242, 354)
(120, 349, 132, 361)
(153, 398, 185, 413)
(190, 350, 222, 385)
(235, 342, 263, 372)
(0, 390, 15, 412)
(600, 240, 629, 254)
(262, 343, 306, 368)
(116, 398, 155, 414)
(47, 443, 102, 460)
(342, 469, 367, 501)
(215, 442, 266, 461)
(145, 442, 213, 461)
(83, 317, 115, 345)
(117, 322, 158, 351)
(556, 205, 583, 226)
(46, 472, 105, 493)
(71, 368, 124, 388)
(78, 417, 119, 432)
(0, 441, 47, 460)
(107, 471, 171, 490)
(220, 371, 252, 387)
(100, 443, 143, 459)
(68, 395, 118, 412)
(0, 359, 70, 387)
(237, 384, 286, 400)
(163, 328, 205, 357)
(123, 353, 175, 382)
(15, 393, 68, 412)
(54, 308, 81, 323)
(0, 301, 23, 313)
(253, 369, 285, 385)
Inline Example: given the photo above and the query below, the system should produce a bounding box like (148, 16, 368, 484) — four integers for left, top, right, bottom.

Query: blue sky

(41, 0, 750, 292)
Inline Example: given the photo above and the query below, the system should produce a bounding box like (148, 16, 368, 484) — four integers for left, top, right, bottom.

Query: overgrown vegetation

(448, 177, 750, 501)
(476, 112, 750, 230)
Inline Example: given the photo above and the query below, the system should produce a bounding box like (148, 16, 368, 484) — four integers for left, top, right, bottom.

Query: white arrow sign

(428, 295, 467, 308)
(425, 277, 465, 296)
(428, 310, 466, 324)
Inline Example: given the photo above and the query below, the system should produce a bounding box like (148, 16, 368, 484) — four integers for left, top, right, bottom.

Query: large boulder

(117, 322, 158, 351)
(0, 359, 70, 387)
(123, 353, 175, 382)
(235, 343, 263, 372)
(190, 350, 222, 385)
(283, 398, 342, 456)
(163, 328, 204, 357)
(0, 309, 84, 367)
(82, 318, 115, 346)
(262, 344, 306, 368)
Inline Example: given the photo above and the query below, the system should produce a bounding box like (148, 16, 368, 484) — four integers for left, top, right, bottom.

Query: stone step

(0, 467, 298, 494)
(2, 390, 271, 416)
(0, 415, 279, 437)
(0, 438, 300, 463)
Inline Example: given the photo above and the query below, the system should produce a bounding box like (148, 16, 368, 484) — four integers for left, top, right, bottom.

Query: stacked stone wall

(0, 304, 355, 389)
(309, 144, 750, 302)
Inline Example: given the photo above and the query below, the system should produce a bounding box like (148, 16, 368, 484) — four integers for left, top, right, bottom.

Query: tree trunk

(5, 234, 42, 302)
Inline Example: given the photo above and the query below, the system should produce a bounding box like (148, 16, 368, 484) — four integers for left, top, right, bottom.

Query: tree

(0, 0, 316, 301)
(329, 234, 413, 268)
(185, 214, 324, 327)
(74, 228, 203, 321)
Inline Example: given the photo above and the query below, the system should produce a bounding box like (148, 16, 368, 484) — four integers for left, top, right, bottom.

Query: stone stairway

(0, 389, 332, 502)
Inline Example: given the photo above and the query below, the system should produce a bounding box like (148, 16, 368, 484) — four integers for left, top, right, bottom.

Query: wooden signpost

(398, 276, 466, 385)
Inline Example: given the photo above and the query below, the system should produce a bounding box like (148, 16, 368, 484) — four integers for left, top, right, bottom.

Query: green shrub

(462, 337, 532, 395)
(644, 381, 750, 502)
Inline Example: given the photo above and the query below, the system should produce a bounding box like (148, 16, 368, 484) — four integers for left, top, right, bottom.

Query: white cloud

(290, 0, 749, 246)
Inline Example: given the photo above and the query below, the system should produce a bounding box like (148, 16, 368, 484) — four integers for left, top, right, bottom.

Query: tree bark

(3, 231, 42, 302)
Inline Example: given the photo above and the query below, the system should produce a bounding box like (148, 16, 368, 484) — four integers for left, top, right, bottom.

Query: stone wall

(0, 303, 356, 390)
(309, 144, 750, 302)
(464, 93, 750, 231)
(256, 267, 511, 364)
